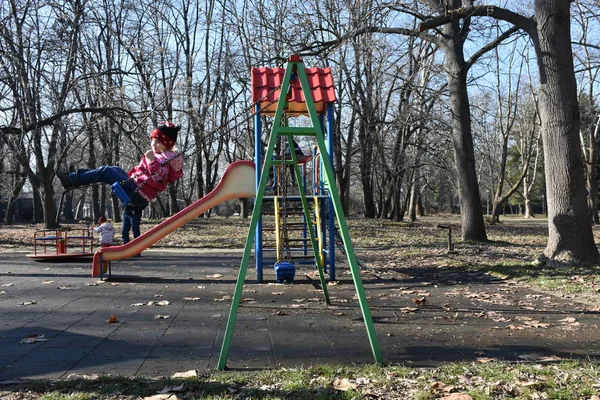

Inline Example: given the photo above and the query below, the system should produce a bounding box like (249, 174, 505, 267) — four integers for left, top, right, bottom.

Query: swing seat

(274, 261, 295, 283)
(110, 182, 131, 207)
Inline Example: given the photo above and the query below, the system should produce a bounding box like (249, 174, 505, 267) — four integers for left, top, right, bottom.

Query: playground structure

(27, 227, 95, 260)
(252, 62, 338, 282)
(217, 55, 382, 369)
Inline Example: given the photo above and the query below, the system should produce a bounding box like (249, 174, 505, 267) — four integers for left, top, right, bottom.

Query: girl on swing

(56, 121, 184, 210)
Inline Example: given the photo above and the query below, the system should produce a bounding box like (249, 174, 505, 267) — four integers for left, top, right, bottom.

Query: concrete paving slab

(2, 248, 600, 380)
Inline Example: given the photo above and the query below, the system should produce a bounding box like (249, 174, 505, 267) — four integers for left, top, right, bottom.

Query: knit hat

(97, 216, 107, 225)
(151, 121, 181, 149)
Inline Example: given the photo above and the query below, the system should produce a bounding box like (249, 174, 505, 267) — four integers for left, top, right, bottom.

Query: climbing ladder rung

(277, 127, 317, 135)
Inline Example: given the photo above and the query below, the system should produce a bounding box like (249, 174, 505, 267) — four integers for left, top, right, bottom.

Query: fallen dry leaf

(156, 384, 185, 394)
(20, 334, 50, 344)
(107, 314, 118, 323)
(142, 395, 181, 400)
(523, 320, 551, 328)
(401, 307, 419, 313)
(19, 300, 37, 306)
(559, 317, 577, 323)
(438, 394, 473, 400)
(172, 370, 197, 378)
(66, 374, 99, 380)
(518, 353, 562, 362)
(293, 298, 307, 302)
(430, 381, 456, 392)
(412, 297, 428, 305)
(333, 377, 357, 391)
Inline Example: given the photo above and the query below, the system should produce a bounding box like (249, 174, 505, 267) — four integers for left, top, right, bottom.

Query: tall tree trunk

(41, 181, 58, 228)
(535, 0, 599, 265)
(523, 175, 535, 218)
(33, 190, 42, 223)
(444, 39, 487, 241)
(359, 119, 377, 218)
(585, 115, 600, 224)
(240, 198, 248, 218)
(4, 173, 26, 225)
(408, 177, 418, 222)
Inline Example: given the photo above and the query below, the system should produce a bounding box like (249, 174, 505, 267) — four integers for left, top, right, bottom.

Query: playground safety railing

(33, 228, 94, 256)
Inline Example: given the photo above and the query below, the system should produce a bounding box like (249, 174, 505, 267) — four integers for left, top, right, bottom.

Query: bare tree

(0, 0, 85, 228)
(421, 1, 599, 264)
(301, 0, 508, 239)
(488, 41, 535, 222)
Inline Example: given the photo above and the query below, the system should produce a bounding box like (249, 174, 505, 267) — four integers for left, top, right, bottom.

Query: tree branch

(418, 5, 534, 34)
(466, 25, 524, 70)
(0, 107, 135, 136)
(299, 25, 443, 57)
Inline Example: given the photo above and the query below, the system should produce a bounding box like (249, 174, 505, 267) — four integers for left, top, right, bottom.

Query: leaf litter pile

(3, 216, 600, 398)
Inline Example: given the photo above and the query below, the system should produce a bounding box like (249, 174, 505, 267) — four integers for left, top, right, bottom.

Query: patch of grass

(5, 361, 600, 399)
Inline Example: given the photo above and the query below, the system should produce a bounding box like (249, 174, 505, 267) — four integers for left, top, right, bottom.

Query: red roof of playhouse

(251, 60, 337, 116)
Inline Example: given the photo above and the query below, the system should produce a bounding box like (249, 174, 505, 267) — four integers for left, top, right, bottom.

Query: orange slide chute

(92, 160, 256, 277)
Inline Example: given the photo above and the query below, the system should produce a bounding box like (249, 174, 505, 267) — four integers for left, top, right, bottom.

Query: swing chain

(279, 130, 292, 263)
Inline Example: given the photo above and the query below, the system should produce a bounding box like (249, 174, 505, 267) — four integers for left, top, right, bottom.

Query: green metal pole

(286, 134, 330, 304)
(294, 60, 383, 364)
(217, 111, 281, 370)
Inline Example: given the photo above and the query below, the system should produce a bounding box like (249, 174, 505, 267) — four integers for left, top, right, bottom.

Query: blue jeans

(122, 211, 141, 244)
(70, 166, 147, 207)
(69, 166, 128, 186)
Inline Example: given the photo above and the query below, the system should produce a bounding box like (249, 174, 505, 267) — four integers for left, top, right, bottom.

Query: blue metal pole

(254, 104, 263, 282)
(326, 103, 336, 280)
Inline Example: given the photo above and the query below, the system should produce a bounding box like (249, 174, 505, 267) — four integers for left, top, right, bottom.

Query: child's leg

(101, 243, 111, 273)
(131, 214, 141, 239)
(121, 214, 131, 244)
(70, 166, 128, 186)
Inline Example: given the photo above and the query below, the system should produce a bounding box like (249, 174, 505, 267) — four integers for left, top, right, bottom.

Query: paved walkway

(1, 249, 598, 381)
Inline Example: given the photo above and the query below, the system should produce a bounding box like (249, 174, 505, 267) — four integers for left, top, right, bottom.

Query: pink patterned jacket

(128, 150, 184, 202)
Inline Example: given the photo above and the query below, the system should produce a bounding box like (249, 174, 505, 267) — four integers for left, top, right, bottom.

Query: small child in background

(94, 216, 115, 273)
